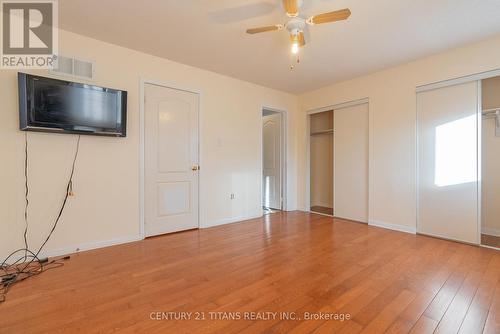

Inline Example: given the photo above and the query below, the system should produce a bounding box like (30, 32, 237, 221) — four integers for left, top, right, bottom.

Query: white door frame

(305, 98, 369, 217)
(260, 106, 287, 211)
(139, 78, 202, 239)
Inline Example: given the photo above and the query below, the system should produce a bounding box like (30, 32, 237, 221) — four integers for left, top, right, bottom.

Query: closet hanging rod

(310, 129, 334, 136)
(482, 107, 500, 115)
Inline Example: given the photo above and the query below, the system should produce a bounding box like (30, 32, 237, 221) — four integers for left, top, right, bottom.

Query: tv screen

(18, 73, 127, 137)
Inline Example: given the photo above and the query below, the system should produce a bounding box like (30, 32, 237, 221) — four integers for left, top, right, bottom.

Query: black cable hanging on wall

(0, 134, 81, 303)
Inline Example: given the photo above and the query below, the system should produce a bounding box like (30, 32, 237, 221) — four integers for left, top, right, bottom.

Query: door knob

(192, 165, 200, 171)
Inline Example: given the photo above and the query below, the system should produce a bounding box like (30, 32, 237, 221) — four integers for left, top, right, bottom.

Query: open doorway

(262, 109, 285, 214)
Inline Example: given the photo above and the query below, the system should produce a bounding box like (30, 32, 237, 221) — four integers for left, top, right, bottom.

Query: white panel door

(145, 84, 199, 236)
(262, 113, 282, 209)
(417, 81, 479, 244)
(334, 103, 369, 222)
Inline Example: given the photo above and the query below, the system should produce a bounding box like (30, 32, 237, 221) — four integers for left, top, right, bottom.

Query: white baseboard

(39, 234, 143, 259)
(480, 244, 500, 251)
(482, 227, 500, 237)
(335, 214, 368, 224)
(308, 211, 333, 218)
(369, 220, 416, 234)
(32, 213, 266, 259)
(202, 213, 263, 229)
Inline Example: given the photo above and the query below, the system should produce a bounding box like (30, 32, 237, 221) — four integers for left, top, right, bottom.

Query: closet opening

(481, 76, 500, 249)
(307, 101, 369, 222)
(309, 110, 334, 216)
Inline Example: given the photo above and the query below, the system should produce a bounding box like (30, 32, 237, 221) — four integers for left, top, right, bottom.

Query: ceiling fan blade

(307, 8, 351, 25)
(282, 0, 299, 17)
(246, 24, 283, 34)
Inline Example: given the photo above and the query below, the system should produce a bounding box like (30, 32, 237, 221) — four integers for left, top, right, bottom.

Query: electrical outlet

(230, 193, 235, 200)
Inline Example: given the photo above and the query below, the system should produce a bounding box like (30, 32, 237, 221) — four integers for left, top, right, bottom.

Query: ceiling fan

(246, 0, 351, 55)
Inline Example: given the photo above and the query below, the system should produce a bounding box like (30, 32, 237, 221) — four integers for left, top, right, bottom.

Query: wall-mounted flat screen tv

(18, 73, 127, 137)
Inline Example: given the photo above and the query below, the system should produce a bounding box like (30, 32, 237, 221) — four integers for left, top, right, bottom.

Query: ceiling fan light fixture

(290, 32, 302, 54)
(245, 2, 351, 63)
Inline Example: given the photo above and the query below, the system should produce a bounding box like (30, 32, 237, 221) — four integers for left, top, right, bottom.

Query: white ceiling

(59, 0, 500, 94)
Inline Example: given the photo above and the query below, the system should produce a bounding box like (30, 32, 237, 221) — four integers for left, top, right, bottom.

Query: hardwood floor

(1, 211, 499, 333)
(310, 206, 334, 216)
(482, 234, 500, 249)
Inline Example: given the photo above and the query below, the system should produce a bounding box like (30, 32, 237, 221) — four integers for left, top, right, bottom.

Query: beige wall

(0, 30, 299, 258)
(482, 76, 500, 110)
(482, 76, 500, 236)
(310, 134, 333, 208)
(3, 30, 500, 258)
(299, 34, 500, 232)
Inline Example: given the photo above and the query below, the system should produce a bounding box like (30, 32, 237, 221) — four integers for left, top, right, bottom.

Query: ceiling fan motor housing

(286, 17, 306, 35)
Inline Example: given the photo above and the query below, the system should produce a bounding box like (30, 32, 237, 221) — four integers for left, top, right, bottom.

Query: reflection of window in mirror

(434, 115, 477, 187)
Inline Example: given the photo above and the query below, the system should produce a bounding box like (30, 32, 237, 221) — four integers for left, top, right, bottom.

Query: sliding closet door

(417, 81, 479, 244)
(334, 103, 369, 222)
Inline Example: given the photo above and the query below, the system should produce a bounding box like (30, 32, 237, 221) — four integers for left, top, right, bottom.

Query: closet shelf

(310, 129, 334, 136)
(483, 107, 500, 115)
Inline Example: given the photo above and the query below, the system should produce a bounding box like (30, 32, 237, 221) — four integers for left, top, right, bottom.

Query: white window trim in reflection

(434, 114, 477, 187)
